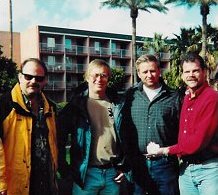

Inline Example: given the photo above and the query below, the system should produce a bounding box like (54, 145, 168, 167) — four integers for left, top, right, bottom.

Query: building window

(111, 59, 116, 67)
(48, 56, 55, 66)
(112, 42, 116, 54)
(65, 39, 72, 50)
(94, 41, 100, 52)
(47, 37, 55, 48)
(66, 57, 72, 70)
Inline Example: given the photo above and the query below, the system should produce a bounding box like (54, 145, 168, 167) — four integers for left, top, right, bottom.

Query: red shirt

(169, 83, 218, 157)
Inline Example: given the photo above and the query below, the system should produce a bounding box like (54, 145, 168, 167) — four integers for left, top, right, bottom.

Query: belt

(181, 156, 218, 165)
(144, 154, 177, 161)
(182, 158, 203, 165)
(145, 155, 165, 161)
(90, 163, 113, 169)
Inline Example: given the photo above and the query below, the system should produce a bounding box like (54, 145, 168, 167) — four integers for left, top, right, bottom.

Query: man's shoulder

(125, 82, 141, 94)
(202, 86, 218, 100)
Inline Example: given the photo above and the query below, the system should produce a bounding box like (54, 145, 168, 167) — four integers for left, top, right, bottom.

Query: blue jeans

(179, 157, 218, 195)
(72, 167, 120, 195)
(134, 156, 179, 195)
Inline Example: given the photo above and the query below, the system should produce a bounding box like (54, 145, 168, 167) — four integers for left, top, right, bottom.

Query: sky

(0, 0, 218, 39)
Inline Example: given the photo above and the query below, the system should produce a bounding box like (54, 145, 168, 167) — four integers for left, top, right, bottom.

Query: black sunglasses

(21, 73, 45, 82)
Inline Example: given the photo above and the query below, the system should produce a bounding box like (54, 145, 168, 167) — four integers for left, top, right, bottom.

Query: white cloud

(1, 0, 217, 39)
(0, 0, 10, 31)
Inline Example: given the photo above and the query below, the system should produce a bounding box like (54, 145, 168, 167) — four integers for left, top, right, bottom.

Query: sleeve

(0, 138, 7, 191)
(120, 90, 140, 159)
(169, 95, 218, 156)
(57, 103, 73, 179)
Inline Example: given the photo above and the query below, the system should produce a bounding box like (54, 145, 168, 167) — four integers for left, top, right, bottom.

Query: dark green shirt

(123, 81, 180, 153)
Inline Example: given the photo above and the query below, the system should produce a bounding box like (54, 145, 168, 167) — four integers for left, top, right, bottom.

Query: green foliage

(163, 64, 183, 89)
(0, 48, 18, 93)
(101, 0, 168, 83)
(56, 101, 68, 112)
(108, 67, 125, 90)
(143, 33, 170, 55)
(164, 24, 218, 88)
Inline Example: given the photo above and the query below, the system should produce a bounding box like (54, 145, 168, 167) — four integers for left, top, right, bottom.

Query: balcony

(159, 52, 170, 61)
(45, 62, 65, 72)
(40, 43, 64, 54)
(66, 64, 86, 73)
(112, 49, 131, 58)
(89, 47, 110, 57)
(66, 81, 78, 89)
(136, 50, 170, 62)
(65, 45, 88, 55)
(44, 81, 65, 91)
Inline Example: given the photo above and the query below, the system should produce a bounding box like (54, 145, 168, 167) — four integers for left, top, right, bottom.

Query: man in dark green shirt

(121, 54, 180, 195)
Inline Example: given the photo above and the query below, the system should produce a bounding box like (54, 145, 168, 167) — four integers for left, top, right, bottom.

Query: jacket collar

(11, 83, 51, 115)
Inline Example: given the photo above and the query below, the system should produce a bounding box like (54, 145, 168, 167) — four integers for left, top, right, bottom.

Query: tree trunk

(131, 8, 138, 85)
(201, 4, 209, 62)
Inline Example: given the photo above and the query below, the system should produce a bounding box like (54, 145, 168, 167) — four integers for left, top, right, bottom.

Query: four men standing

(0, 52, 217, 195)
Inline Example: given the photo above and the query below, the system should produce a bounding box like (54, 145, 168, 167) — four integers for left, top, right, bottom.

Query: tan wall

(0, 31, 21, 65)
(20, 26, 39, 62)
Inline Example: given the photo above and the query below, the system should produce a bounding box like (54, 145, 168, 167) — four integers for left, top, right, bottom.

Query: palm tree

(101, 0, 168, 84)
(164, 0, 218, 61)
(143, 33, 170, 56)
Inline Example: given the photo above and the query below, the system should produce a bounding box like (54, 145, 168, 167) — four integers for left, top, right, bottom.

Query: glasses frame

(21, 72, 45, 82)
(89, 73, 109, 80)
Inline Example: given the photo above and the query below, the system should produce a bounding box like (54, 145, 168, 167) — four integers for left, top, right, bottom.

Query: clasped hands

(145, 142, 169, 157)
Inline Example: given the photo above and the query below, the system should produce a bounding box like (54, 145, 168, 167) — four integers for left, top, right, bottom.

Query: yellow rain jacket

(0, 83, 58, 195)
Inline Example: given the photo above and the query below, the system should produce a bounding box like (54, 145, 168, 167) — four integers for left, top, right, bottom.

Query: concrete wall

(0, 31, 21, 65)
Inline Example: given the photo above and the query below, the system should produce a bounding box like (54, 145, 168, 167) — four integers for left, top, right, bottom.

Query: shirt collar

(186, 82, 209, 99)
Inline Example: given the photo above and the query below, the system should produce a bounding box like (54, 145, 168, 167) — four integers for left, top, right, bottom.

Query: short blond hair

(135, 54, 159, 71)
(84, 59, 111, 81)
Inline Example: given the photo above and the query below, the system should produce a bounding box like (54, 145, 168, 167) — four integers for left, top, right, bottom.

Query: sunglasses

(21, 73, 45, 82)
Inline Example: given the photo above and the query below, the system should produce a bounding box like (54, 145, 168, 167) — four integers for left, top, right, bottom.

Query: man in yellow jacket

(0, 58, 58, 195)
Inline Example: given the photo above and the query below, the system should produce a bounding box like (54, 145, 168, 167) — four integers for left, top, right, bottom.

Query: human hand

(146, 142, 160, 155)
(114, 171, 124, 184)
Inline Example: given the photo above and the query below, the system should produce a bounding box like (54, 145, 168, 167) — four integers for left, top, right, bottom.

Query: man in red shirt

(147, 52, 218, 195)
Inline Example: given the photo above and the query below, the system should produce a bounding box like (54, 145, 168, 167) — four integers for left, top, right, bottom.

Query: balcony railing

(40, 43, 64, 53)
(66, 81, 78, 89)
(65, 45, 88, 55)
(45, 62, 65, 72)
(112, 49, 130, 58)
(66, 64, 86, 73)
(159, 52, 170, 61)
(45, 81, 65, 90)
(89, 47, 110, 56)
(40, 42, 132, 58)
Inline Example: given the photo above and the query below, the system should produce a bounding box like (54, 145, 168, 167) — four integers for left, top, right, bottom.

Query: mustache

(187, 76, 196, 80)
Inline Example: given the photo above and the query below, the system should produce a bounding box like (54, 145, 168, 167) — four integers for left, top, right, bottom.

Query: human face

(18, 61, 47, 98)
(182, 60, 206, 92)
(87, 66, 109, 97)
(137, 61, 161, 89)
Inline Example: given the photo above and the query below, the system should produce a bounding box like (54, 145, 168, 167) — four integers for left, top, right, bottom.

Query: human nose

(30, 77, 37, 82)
(188, 71, 195, 77)
(147, 71, 152, 77)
